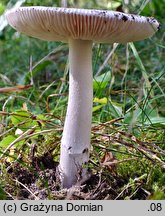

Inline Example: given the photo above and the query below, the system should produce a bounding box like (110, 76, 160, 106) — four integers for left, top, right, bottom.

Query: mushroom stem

(59, 39, 93, 188)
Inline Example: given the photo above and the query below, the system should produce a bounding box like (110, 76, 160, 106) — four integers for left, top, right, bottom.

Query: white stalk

(59, 39, 93, 188)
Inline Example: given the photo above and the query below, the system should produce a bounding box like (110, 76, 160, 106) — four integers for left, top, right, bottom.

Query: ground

(1, 120, 165, 200)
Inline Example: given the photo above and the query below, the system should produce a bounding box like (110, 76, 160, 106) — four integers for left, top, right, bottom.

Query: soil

(3, 152, 149, 200)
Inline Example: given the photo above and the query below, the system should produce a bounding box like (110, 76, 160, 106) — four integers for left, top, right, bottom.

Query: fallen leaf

(101, 152, 117, 175)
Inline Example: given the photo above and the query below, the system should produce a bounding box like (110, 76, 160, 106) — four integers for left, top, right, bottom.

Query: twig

(13, 179, 39, 200)
(101, 157, 139, 166)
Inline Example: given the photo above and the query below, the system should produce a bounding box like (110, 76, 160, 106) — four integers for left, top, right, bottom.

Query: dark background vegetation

(0, 0, 165, 200)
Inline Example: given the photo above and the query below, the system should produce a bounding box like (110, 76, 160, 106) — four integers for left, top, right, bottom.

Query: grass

(0, 0, 165, 199)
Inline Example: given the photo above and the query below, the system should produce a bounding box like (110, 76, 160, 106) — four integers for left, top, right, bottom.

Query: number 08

(150, 203, 162, 211)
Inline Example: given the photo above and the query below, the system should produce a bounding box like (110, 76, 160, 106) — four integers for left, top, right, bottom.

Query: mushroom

(5, 6, 160, 188)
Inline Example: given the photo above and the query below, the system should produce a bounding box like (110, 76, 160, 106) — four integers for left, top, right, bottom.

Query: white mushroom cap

(5, 6, 160, 43)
